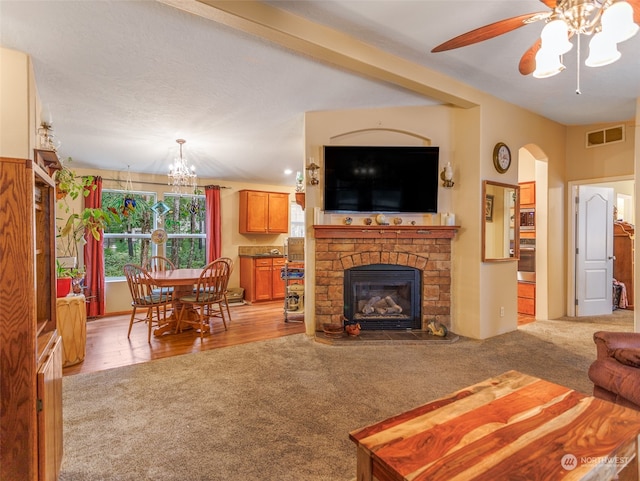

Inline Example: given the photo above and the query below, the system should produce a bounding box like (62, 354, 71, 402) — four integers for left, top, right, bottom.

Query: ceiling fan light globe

(601, 1, 639, 43)
(540, 19, 573, 55)
(533, 48, 565, 78)
(585, 32, 621, 67)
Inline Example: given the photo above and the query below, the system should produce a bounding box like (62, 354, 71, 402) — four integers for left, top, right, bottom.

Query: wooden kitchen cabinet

(518, 281, 535, 316)
(519, 181, 535, 206)
(239, 190, 289, 234)
(240, 256, 286, 302)
(1, 155, 63, 481)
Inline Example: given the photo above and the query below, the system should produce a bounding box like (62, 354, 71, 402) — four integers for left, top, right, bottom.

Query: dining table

(147, 268, 203, 336)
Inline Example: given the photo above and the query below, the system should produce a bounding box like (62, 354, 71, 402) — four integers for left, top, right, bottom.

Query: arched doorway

(518, 145, 549, 321)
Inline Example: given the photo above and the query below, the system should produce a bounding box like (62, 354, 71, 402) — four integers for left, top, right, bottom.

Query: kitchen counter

(239, 254, 285, 258)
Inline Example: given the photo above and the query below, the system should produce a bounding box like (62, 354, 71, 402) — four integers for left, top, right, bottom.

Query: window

(102, 190, 207, 278)
(103, 190, 157, 278)
(290, 201, 304, 237)
(163, 194, 206, 269)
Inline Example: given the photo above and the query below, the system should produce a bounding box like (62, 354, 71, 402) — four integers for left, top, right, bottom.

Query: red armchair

(588, 331, 640, 411)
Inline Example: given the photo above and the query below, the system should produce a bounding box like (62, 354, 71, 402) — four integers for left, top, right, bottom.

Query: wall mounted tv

(323, 145, 440, 213)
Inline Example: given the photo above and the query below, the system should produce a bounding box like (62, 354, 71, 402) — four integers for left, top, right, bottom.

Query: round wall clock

(493, 142, 511, 173)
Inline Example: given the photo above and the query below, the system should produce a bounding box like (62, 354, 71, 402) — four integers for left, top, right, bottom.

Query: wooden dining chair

(217, 257, 235, 322)
(143, 256, 176, 298)
(176, 259, 230, 340)
(123, 263, 173, 343)
(144, 255, 176, 272)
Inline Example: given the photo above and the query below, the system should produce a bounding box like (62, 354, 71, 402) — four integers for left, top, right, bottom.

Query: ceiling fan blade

(538, 0, 557, 8)
(627, 0, 640, 24)
(519, 38, 542, 75)
(431, 12, 549, 52)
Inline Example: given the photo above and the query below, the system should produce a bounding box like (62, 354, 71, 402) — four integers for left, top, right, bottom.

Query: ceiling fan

(432, 0, 640, 79)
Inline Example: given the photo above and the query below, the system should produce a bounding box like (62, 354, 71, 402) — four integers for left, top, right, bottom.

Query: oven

(518, 238, 536, 282)
(520, 208, 535, 232)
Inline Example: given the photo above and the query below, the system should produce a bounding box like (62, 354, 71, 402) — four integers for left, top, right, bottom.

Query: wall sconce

(306, 160, 320, 186)
(440, 162, 454, 188)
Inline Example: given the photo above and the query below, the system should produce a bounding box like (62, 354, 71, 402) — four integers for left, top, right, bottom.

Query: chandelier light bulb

(167, 138, 198, 193)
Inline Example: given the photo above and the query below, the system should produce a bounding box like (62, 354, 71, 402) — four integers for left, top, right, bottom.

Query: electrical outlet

(500, 306, 505, 317)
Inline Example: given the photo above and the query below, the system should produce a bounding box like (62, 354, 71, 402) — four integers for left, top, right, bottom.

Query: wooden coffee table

(350, 370, 640, 481)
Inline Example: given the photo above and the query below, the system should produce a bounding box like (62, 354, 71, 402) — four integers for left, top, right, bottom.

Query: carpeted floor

(60, 311, 633, 480)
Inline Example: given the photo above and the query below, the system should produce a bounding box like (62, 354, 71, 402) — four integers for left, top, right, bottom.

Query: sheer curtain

(84, 176, 105, 316)
(205, 185, 222, 262)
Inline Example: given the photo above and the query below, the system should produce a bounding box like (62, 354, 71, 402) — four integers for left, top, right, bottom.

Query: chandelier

(533, 0, 639, 80)
(167, 139, 197, 193)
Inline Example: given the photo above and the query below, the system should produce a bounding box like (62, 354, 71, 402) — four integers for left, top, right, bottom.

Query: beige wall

(0, 47, 38, 159)
(565, 121, 635, 181)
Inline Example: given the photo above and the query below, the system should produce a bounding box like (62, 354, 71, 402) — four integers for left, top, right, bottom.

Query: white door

(575, 185, 614, 316)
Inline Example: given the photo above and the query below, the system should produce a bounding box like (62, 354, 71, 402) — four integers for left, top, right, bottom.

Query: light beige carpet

(60, 310, 633, 480)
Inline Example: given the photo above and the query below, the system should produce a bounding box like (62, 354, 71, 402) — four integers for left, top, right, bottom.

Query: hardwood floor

(64, 301, 536, 377)
(517, 314, 536, 326)
(63, 301, 304, 376)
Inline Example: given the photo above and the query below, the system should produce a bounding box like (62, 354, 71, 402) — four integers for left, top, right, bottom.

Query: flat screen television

(323, 145, 439, 213)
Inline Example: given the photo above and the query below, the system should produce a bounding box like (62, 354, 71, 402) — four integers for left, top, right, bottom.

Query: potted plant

(55, 158, 94, 201)
(56, 259, 73, 298)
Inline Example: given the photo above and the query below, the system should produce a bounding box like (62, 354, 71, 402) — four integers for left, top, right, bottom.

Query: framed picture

(485, 194, 494, 222)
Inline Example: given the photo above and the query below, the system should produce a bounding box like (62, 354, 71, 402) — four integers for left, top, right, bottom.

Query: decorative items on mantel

(313, 224, 458, 239)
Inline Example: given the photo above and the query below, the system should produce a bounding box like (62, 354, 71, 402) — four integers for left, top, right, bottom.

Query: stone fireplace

(313, 225, 457, 331)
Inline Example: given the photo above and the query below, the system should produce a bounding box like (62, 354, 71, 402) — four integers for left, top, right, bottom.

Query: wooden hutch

(0, 150, 64, 481)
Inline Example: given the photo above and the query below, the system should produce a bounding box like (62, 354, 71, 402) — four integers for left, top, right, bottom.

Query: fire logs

(360, 296, 403, 315)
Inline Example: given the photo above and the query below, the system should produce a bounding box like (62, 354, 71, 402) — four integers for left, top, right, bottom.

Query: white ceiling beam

(157, 0, 478, 110)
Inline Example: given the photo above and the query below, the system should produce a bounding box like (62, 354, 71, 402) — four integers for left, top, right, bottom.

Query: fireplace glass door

(344, 264, 421, 330)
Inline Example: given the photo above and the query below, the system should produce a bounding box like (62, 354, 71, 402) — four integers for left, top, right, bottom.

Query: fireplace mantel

(313, 225, 459, 239)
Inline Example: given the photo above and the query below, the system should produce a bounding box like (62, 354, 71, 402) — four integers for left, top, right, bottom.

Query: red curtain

(205, 185, 222, 262)
(84, 176, 105, 317)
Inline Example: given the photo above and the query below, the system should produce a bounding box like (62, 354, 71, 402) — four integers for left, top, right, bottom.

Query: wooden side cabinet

(239, 190, 289, 234)
(240, 256, 286, 302)
(613, 221, 634, 309)
(518, 282, 536, 316)
(37, 336, 63, 481)
(1, 157, 63, 481)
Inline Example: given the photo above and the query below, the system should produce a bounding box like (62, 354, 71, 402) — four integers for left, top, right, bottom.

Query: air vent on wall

(586, 125, 624, 148)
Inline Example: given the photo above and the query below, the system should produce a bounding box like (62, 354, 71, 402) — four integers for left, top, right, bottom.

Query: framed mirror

(482, 180, 520, 262)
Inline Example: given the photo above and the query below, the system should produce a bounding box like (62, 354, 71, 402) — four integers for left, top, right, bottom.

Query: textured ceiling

(1, 0, 638, 186)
